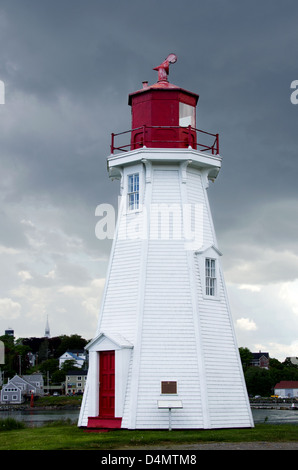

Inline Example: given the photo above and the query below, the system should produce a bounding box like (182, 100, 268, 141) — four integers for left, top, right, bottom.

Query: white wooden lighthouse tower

(79, 55, 254, 430)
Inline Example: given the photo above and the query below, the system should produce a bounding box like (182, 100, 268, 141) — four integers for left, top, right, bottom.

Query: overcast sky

(0, 0, 298, 361)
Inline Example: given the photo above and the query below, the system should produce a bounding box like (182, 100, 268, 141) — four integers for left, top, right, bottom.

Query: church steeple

(44, 315, 50, 338)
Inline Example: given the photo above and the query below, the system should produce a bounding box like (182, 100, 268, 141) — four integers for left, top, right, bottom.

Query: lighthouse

(78, 55, 254, 430)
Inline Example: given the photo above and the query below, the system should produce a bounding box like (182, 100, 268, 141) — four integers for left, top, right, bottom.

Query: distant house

(59, 350, 87, 369)
(0, 373, 44, 404)
(251, 351, 269, 369)
(0, 382, 22, 404)
(286, 357, 298, 366)
(65, 370, 88, 395)
(274, 381, 298, 398)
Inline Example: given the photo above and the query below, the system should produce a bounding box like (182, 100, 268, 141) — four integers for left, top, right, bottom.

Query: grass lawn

(0, 421, 298, 450)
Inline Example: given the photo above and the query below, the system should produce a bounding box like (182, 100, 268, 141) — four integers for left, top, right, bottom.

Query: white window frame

(195, 246, 221, 301)
(127, 173, 139, 211)
(205, 258, 216, 297)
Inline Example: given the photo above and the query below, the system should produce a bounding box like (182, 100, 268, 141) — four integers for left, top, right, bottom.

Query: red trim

(111, 125, 219, 155)
(87, 417, 122, 429)
(99, 350, 115, 418)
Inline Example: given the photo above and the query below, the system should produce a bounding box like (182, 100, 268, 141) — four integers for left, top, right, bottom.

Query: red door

(99, 351, 115, 417)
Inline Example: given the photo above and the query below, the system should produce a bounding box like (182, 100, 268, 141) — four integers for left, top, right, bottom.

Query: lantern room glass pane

(179, 102, 195, 127)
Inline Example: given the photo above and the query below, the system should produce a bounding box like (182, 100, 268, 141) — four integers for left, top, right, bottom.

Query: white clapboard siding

(80, 150, 253, 430)
(131, 169, 204, 428)
(97, 214, 142, 342)
(186, 168, 215, 247)
(194, 251, 252, 427)
(78, 377, 89, 427)
(120, 348, 134, 428)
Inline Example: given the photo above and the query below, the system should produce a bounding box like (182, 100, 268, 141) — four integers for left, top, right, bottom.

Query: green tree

(55, 335, 87, 357)
(244, 366, 272, 396)
(38, 338, 50, 362)
(38, 358, 59, 375)
(14, 343, 31, 374)
(52, 359, 80, 384)
(239, 347, 253, 372)
(281, 360, 298, 381)
(0, 335, 31, 377)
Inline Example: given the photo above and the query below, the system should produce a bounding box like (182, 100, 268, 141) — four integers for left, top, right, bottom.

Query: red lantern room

(110, 55, 219, 155)
(129, 54, 198, 149)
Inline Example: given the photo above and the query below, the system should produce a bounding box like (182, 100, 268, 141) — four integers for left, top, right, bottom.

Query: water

(252, 408, 298, 425)
(0, 408, 298, 427)
(0, 409, 79, 427)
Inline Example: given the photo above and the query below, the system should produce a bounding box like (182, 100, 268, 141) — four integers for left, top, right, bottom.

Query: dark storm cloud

(1, 0, 297, 210)
(0, 0, 297, 248)
(0, 0, 298, 348)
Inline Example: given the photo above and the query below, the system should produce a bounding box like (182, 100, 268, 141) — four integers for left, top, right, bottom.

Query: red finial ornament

(153, 53, 177, 82)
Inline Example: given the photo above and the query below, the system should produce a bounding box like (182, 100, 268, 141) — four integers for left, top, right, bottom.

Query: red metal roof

(274, 381, 298, 389)
(128, 81, 199, 106)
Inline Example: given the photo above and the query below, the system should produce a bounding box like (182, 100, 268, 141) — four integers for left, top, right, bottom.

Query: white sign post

(157, 400, 183, 431)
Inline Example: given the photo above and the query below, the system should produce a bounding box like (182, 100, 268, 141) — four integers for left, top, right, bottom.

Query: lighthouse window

(128, 173, 139, 211)
(205, 258, 216, 296)
(179, 102, 195, 128)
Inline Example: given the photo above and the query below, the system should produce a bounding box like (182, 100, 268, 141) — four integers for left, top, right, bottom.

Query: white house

(274, 381, 298, 398)
(78, 55, 253, 430)
(59, 350, 86, 369)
